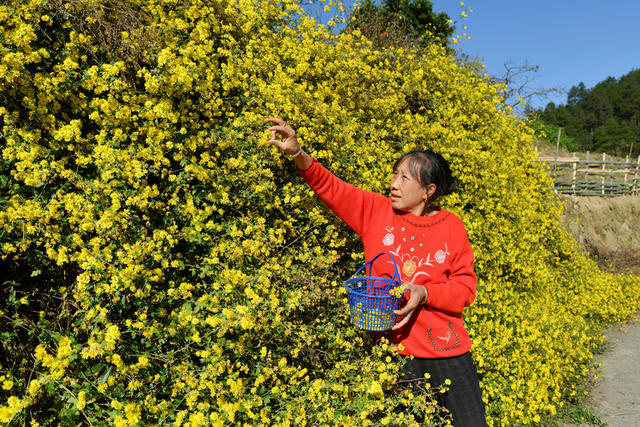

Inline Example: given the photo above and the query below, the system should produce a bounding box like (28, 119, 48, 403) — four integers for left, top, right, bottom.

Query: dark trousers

(399, 352, 488, 427)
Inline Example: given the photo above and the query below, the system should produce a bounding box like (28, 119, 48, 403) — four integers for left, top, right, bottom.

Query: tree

(539, 69, 640, 156)
(567, 82, 587, 105)
(345, 0, 454, 50)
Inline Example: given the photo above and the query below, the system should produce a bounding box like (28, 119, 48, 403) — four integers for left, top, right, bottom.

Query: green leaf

(91, 363, 106, 373)
(98, 366, 112, 384)
(182, 302, 192, 315)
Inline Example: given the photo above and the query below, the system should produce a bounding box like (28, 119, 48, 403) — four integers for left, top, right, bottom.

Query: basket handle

(361, 252, 402, 287)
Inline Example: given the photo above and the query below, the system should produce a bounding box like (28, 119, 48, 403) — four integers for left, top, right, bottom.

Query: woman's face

(389, 159, 430, 216)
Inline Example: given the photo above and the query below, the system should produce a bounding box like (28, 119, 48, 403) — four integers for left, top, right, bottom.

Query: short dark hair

(393, 150, 456, 202)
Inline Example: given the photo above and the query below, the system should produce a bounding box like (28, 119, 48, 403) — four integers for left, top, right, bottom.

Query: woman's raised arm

(263, 117, 388, 237)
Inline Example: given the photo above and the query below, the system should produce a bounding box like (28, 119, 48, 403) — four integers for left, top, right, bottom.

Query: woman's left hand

(392, 283, 427, 330)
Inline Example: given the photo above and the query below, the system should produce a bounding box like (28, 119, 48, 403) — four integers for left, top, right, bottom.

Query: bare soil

(560, 195, 640, 276)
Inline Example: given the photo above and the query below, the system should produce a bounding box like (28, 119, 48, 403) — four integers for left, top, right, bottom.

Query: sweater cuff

(423, 284, 431, 306)
(297, 156, 318, 175)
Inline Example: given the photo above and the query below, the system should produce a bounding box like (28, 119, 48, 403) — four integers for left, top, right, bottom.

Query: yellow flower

(76, 391, 87, 410)
(137, 356, 149, 368)
(28, 379, 41, 396)
(125, 402, 141, 425)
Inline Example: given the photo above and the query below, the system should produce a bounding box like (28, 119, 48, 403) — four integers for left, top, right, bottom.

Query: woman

(265, 117, 487, 426)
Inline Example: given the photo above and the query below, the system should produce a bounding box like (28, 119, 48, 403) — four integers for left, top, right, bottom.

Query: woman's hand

(264, 117, 301, 155)
(392, 283, 427, 331)
(264, 117, 312, 170)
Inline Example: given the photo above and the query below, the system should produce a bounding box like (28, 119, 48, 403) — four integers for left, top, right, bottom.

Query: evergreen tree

(536, 69, 640, 156)
(567, 82, 587, 105)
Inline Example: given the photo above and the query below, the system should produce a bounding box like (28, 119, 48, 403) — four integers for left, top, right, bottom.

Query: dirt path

(581, 316, 640, 426)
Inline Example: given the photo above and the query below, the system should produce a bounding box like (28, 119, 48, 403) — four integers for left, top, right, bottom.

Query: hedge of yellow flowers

(2, 0, 640, 425)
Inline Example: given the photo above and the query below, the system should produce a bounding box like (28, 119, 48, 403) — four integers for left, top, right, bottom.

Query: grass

(547, 358, 606, 427)
(556, 406, 606, 426)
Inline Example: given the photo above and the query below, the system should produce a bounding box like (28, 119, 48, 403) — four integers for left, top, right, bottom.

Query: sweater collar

(394, 207, 449, 227)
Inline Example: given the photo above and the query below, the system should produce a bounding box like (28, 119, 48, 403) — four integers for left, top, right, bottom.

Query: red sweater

(299, 159, 477, 358)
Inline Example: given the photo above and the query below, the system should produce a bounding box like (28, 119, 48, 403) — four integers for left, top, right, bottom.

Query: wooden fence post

(631, 155, 640, 196)
(584, 151, 590, 181)
(554, 128, 561, 180)
(571, 153, 578, 195)
(601, 152, 606, 196)
(625, 154, 630, 194)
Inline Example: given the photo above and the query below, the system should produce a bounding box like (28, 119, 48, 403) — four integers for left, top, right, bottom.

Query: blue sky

(430, 0, 640, 109)
(317, 0, 640, 110)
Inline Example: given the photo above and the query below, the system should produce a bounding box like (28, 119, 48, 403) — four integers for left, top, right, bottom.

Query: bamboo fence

(536, 151, 640, 197)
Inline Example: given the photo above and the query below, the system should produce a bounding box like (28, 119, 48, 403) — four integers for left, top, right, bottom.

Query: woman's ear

(425, 183, 437, 202)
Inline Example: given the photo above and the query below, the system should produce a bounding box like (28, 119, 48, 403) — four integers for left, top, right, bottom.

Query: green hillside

(535, 69, 640, 156)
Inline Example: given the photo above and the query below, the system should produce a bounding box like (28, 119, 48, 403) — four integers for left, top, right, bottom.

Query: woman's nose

(390, 176, 398, 190)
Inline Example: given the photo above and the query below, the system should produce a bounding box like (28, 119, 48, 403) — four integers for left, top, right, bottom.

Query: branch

(491, 61, 565, 110)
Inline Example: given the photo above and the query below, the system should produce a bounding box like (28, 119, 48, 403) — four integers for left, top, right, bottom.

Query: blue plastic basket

(344, 253, 405, 331)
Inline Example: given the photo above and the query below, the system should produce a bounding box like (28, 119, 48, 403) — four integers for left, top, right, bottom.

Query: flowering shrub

(2, 0, 640, 425)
